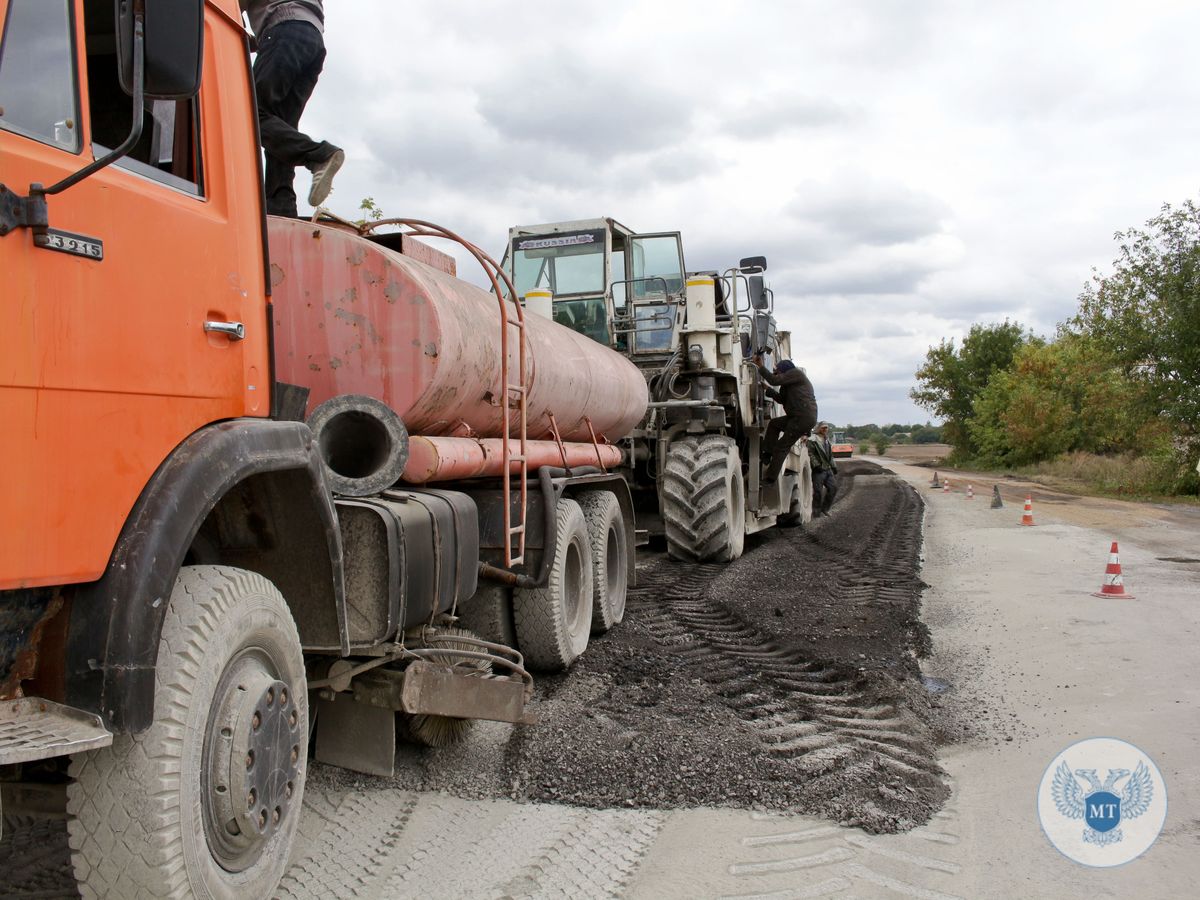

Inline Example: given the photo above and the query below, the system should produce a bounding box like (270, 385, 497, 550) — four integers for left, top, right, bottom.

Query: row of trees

(837, 423, 943, 443)
(910, 198, 1200, 495)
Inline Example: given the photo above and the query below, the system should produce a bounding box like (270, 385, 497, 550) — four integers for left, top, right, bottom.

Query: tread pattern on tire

(455, 583, 517, 648)
(513, 499, 593, 672)
(661, 434, 743, 562)
(576, 490, 627, 634)
(66, 565, 306, 900)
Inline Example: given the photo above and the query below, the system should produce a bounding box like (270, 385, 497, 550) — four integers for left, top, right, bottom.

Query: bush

(873, 434, 891, 455)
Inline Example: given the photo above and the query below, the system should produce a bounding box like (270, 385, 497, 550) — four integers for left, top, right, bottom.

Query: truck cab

(506, 217, 690, 357)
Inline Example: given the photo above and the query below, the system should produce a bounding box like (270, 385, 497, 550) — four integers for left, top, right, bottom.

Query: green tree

(1067, 198, 1200, 432)
(910, 320, 1033, 453)
(873, 433, 891, 455)
(968, 336, 1153, 466)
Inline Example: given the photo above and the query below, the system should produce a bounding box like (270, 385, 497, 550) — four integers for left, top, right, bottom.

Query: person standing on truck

(753, 356, 818, 486)
(808, 422, 839, 517)
(242, 0, 344, 215)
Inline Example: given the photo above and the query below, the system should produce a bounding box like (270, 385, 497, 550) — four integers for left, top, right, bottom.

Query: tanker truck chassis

(0, 3, 643, 894)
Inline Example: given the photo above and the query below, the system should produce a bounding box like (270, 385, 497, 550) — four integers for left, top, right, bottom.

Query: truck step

(0, 697, 113, 765)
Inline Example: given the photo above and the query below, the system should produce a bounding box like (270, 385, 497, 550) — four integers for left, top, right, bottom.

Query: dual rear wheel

(507, 490, 628, 672)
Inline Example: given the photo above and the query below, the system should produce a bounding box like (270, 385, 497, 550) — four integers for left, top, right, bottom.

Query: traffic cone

(966, 484, 974, 500)
(1092, 542, 1135, 599)
(1019, 495, 1035, 526)
(990, 485, 1003, 509)
(931, 471, 940, 488)
(942, 479, 950, 494)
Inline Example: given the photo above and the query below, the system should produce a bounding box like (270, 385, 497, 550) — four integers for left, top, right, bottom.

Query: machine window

(83, 0, 203, 194)
(0, 0, 81, 152)
(512, 229, 607, 298)
(629, 235, 684, 298)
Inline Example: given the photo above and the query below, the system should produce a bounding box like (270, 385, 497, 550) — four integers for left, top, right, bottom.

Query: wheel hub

(204, 658, 302, 872)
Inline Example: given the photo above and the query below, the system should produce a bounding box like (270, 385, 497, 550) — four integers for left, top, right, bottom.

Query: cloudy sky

(295, 0, 1200, 427)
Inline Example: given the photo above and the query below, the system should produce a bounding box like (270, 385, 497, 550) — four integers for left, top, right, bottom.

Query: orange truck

(831, 430, 854, 459)
(0, 1, 644, 894)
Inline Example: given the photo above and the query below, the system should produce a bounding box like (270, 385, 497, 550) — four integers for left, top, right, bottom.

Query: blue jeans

(253, 21, 335, 216)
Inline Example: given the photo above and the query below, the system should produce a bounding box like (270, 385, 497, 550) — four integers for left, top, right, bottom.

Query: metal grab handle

(204, 320, 245, 341)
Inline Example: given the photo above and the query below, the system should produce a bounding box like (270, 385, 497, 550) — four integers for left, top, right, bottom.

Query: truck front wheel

(67, 566, 307, 899)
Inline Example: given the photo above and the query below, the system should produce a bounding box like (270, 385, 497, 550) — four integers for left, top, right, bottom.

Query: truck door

(0, 0, 269, 589)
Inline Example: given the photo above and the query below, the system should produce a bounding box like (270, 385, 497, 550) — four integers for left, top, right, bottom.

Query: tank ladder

(349, 216, 530, 567)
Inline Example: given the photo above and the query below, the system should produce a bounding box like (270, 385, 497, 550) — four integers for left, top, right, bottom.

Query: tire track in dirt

(720, 797, 967, 900)
(623, 476, 942, 818)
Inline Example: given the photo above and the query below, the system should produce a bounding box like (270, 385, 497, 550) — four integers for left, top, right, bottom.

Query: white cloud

(292, 0, 1200, 425)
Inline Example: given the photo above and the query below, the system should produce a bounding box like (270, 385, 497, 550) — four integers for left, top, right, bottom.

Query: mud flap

(313, 694, 396, 777)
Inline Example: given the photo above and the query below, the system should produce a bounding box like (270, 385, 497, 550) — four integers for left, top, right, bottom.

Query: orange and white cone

(942, 479, 950, 494)
(1092, 541, 1135, 599)
(1019, 495, 1035, 526)
(966, 484, 974, 500)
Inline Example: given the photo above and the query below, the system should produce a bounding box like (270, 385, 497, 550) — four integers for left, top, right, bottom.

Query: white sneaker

(307, 148, 344, 207)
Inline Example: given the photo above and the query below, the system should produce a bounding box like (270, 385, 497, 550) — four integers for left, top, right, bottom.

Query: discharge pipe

(306, 394, 410, 497)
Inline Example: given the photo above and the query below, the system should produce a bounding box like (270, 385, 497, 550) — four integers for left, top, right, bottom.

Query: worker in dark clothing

(808, 422, 839, 517)
(242, 0, 344, 216)
(753, 355, 818, 486)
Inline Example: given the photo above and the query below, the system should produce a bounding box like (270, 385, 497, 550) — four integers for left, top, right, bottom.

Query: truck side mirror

(739, 255, 767, 273)
(118, 0, 204, 100)
(749, 275, 769, 310)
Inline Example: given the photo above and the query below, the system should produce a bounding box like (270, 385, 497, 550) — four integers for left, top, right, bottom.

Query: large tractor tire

(577, 490, 628, 634)
(513, 498, 594, 671)
(67, 566, 307, 899)
(662, 435, 746, 562)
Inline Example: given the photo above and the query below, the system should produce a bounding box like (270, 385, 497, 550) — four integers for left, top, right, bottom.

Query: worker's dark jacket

(759, 366, 817, 418)
(808, 436, 837, 473)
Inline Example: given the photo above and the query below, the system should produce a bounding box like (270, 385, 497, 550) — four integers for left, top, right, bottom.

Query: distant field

(864, 443, 951, 466)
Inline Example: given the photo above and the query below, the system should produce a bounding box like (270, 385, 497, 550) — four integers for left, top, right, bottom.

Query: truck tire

(455, 583, 518, 648)
(513, 498, 593, 671)
(662, 435, 746, 562)
(67, 566, 307, 899)
(779, 460, 814, 528)
(577, 490, 628, 634)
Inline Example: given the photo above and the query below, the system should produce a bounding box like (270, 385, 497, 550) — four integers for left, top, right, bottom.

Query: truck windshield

(553, 297, 610, 345)
(512, 229, 606, 298)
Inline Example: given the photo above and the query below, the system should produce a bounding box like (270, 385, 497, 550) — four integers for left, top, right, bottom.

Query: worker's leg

(761, 416, 787, 483)
(254, 21, 331, 216)
(820, 472, 839, 513)
(764, 417, 808, 483)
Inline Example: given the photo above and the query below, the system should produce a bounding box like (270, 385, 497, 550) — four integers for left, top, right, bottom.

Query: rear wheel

(455, 583, 517, 648)
(577, 490, 628, 634)
(662, 435, 746, 562)
(513, 499, 594, 671)
(67, 566, 306, 899)
(779, 455, 814, 528)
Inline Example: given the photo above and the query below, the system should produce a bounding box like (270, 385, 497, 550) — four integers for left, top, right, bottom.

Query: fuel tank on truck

(268, 218, 648, 442)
